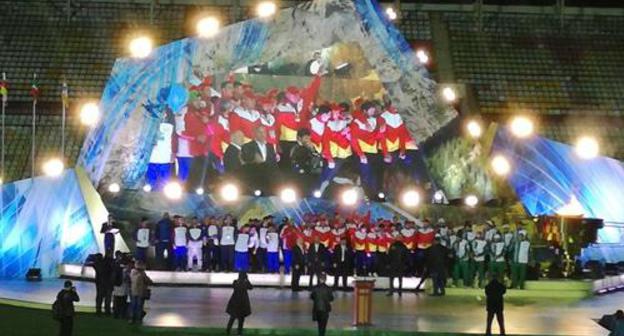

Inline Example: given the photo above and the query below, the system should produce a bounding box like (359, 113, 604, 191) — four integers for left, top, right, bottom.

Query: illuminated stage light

(575, 136, 599, 160)
(442, 86, 456, 103)
(142, 184, 152, 193)
(510, 116, 534, 138)
(416, 49, 429, 64)
(280, 187, 297, 204)
(108, 183, 121, 194)
(79, 102, 100, 127)
(220, 183, 239, 202)
(377, 192, 386, 200)
(195, 187, 204, 196)
(341, 188, 358, 206)
(254, 189, 262, 197)
(163, 181, 183, 200)
(466, 120, 482, 139)
(42, 158, 64, 177)
(401, 190, 420, 208)
(257, 1, 277, 18)
(129, 36, 153, 59)
(433, 190, 444, 202)
(385, 7, 398, 21)
(196, 16, 220, 38)
(491, 155, 511, 176)
(465, 194, 479, 208)
(313, 190, 322, 198)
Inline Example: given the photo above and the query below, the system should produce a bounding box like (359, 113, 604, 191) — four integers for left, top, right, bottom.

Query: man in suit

(332, 237, 353, 291)
(428, 234, 449, 296)
(485, 273, 507, 336)
(223, 130, 244, 177)
(387, 234, 408, 296)
(310, 273, 334, 336)
(292, 237, 306, 292)
(241, 126, 278, 192)
(307, 236, 327, 288)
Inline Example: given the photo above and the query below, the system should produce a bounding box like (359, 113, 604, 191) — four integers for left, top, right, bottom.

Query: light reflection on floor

(0, 279, 613, 335)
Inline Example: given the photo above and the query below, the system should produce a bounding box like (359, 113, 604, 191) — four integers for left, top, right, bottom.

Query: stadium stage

(0, 279, 613, 335)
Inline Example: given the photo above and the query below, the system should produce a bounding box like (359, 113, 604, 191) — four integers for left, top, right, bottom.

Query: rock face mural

(79, 0, 456, 188)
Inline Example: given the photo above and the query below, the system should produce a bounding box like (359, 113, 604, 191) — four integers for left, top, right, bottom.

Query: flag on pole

(61, 82, 69, 109)
(0, 72, 7, 104)
(30, 74, 40, 101)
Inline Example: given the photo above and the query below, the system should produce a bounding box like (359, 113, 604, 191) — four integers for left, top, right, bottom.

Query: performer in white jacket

(187, 217, 205, 271)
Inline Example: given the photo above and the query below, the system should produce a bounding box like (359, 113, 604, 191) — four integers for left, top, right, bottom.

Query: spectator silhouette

(485, 273, 506, 336)
(226, 272, 253, 336)
(55, 280, 80, 336)
(310, 273, 334, 336)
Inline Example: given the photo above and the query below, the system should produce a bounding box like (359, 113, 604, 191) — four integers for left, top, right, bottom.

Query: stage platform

(58, 264, 597, 300)
(0, 279, 614, 335)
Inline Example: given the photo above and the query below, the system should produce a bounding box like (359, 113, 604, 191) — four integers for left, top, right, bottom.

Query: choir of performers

(125, 212, 532, 292)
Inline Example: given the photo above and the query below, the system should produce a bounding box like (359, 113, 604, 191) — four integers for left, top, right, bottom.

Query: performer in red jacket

(275, 75, 322, 167)
(257, 95, 280, 160)
(350, 101, 386, 198)
(229, 91, 261, 143)
(181, 96, 211, 189)
(317, 103, 353, 195)
(380, 103, 434, 192)
(206, 100, 233, 174)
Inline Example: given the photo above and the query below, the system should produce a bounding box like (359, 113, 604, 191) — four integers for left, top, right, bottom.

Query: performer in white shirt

(172, 216, 189, 271)
(220, 216, 237, 272)
(146, 110, 175, 190)
(471, 231, 488, 288)
(266, 227, 280, 273)
(205, 217, 220, 271)
(510, 232, 531, 289)
(134, 217, 151, 263)
(234, 225, 252, 272)
(187, 217, 205, 271)
(256, 221, 269, 272)
(174, 106, 193, 182)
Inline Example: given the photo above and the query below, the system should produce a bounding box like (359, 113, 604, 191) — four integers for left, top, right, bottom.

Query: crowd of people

(104, 211, 533, 294)
(146, 70, 429, 199)
(83, 252, 153, 324)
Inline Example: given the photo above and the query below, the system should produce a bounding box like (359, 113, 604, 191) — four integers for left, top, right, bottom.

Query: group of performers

(146, 71, 428, 198)
(119, 212, 532, 293)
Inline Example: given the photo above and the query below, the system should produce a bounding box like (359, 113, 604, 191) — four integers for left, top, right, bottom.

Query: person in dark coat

(226, 272, 253, 336)
(224, 130, 244, 177)
(307, 236, 328, 288)
(332, 238, 353, 291)
(241, 126, 278, 192)
(86, 253, 115, 315)
(387, 235, 408, 296)
(310, 273, 334, 336)
(485, 273, 507, 336)
(56, 280, 80, 336)
(292, 238, 306, 292)
(428, 234, 449, 296)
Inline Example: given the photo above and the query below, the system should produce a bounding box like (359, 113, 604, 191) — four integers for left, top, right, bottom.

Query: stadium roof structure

(78, 0, 456, 188)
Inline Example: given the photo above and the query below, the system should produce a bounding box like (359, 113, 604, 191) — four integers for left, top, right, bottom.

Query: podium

(352, 278, 375, 326)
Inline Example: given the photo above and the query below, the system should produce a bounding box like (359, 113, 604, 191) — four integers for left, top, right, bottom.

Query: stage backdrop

(0, 169, 128, 279)
(78, 0, 456, 189)
(492, 128, 624, 244)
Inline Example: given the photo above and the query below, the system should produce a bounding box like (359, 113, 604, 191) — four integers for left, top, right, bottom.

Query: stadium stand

(1, 1, 624, 182)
